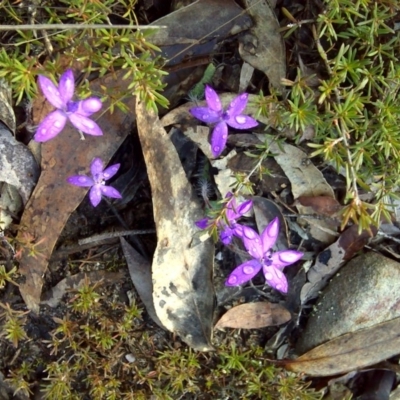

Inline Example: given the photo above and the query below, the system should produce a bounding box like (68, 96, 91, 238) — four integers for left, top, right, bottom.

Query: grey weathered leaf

(136, 98, 215, 351)
(239, 0, 286, 89)
(120, 237, 164, 328)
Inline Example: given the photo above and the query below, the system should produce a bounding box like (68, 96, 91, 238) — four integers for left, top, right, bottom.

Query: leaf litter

(1, 0, 399, 397)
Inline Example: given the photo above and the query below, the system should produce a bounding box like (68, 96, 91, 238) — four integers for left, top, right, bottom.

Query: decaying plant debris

(1, 0, 400, 398)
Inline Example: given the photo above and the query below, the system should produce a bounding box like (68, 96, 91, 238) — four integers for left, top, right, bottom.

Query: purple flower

(190, 85, 258, 157)
(67, 157, 122, 207)
(35, 69, 103, 142)
(225, 217, 303, 293)
(196, 193, 253, 245)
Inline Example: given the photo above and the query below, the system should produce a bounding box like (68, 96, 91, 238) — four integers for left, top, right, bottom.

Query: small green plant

(0, 264, 18, 289)
(4, 361, 34, 397)
(0, 302, 29, 347)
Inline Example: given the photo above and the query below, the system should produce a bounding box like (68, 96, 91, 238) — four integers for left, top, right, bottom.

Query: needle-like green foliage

(252, 0, 400, 231)
(0, 0, 168, 111)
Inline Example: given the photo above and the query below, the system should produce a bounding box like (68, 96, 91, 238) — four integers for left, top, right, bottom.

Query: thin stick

(0, 24, 166, 31)
(78, 229, 155, 245)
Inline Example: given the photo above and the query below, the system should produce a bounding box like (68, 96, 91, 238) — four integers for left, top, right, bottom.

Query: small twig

(377, 230, 400, 245)
(0, 24, 166, 31)
(78, 229, 155, 246)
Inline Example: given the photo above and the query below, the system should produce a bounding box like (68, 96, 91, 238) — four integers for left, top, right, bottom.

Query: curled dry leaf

(282, 317, 400, 377)
(136, 98, 215, 351)
(215, 302, 291, 330)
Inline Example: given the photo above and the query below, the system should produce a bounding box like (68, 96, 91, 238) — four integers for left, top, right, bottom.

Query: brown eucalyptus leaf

(215, 302, 291, 330)
(296, 196, 343, 217)
(282, 317, 400, 377)
(17, 71, 133, 313)
(136, 98, 215, 351)
(239, 0, 286, 89)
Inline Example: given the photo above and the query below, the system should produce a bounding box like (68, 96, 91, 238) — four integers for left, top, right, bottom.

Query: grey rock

(296, 252, 400, 354)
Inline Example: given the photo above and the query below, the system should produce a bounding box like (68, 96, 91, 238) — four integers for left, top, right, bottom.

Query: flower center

(66, 101, 78, 114)
(262, 251, 273, 267)
(222, 111, 229, 121)
(93, 173, 105, 185)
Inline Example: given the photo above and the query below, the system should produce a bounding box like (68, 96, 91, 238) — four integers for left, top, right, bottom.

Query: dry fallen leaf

(17, 71, 134, 313)
(257, 134, 337, 244)
(239, 0, 286, 89)
(120, 237, 164, 329)
(136, 98, 215, 351)
(282, 317, 400, 377)
(215, 302, 291, 330)
(296, 196, 343, 218)
(150, 0, 252, 66)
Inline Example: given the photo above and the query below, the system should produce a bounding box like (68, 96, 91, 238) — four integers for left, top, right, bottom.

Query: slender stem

(78, 229, 155, 245)
(0, 24, 166, 31)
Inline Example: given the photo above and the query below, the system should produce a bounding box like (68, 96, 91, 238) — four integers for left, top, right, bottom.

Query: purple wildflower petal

(225, 200, 237, 221)
(270, 250, 303, 269)
(226, 93, 249, 118)
(261, 217, 279, 253)
(38, 75, 64, 109)
(89, 186, 102, 207)
(225, 259, 262, 286)
(263, 265, 289, 293)
(210, 121, 228, 157)
(220, 226, 234, 245)
(227, 198, 253, 220)
(100, 185, 122, 199)
(232, 223, 245, 238)
(58, 69, 75, 104)
(68, 113, 103, 136)
(67, 175, 94, 187)
(77, 97, 102, 117)
(102, 164, 120, 180)
(34, 110, 67, 142)
(195, 218, 210, 229)
(189, 107, 220, 124)
(237, 199, 253, 215)
(226, 114, 258, 130)
(90, 158, 104, 177)
(242, 226, 263, 259)
(205, 85, 222, 112)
